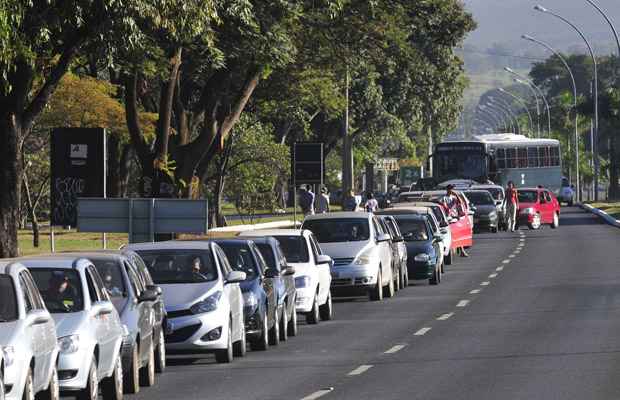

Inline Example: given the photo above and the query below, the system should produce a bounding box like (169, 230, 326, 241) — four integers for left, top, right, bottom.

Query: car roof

(239, 229, 310, 237)
(472, 184, 503, 189)
(212, 238, 253, 246)
(58, 251, 124, 262)
(464, 189, 493, 194)
(125, 241, 214, 251)
(0, 261, 28, 276)
(381, 212, 427, 220)
(377, 206, 432, 215)
(304, 211, 372, 221)
(234, 236, 279, 245)
(18, 254, 93, 270)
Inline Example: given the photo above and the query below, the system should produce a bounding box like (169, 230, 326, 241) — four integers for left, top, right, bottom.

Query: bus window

(518, 147, 528, 168)
(550, 147, 560, 166)
(539, 147, 550, 167)
(506, 148, 517, 169)
(496, 148, 506, 169)
(527, 147, 539, 168)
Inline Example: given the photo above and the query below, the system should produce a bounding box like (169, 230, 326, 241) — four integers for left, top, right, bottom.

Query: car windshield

(272, 236, 309, 263)
(137, 250, 218, 284)
(0, 275, 18, 322)
(219, 243, 259, 280)
(518, 190, 538, 203)
(393, 218, 429, 242)
(303, 219, 370, 243)
(485, 188, 504, 201)
(465, 191, 494, 206)
(30, 269, 84, 313)
(255, 243, 277, 270)
(90, 258, 127, 298)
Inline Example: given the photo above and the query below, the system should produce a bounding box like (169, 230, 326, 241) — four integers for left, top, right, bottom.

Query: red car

(516, 187, 560, 230)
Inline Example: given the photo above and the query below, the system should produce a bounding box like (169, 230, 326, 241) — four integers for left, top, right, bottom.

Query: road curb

(578, 203, 620, 228)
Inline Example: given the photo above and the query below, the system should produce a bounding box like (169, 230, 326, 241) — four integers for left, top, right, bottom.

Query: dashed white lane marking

(502, 259, 511, 264)
(437, 312, 454, 320)
(469, 289, 481, 294)
(496, 266, 504, 271)
(347, 365, 373, 376)
(457, 300, 470, 307)
(514, 250, 521, 254)
(519, 239, 526, 242)
(481, 281, 490, 286)
(414, 327, 432, 336)
(509, 254, 516, 258)
(300, 388, 334, 400)
(384, 344, 407, 354)
(489, 273, 498, 278)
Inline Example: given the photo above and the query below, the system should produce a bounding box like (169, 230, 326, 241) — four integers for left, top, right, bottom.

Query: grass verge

(589, 202, 620, 220)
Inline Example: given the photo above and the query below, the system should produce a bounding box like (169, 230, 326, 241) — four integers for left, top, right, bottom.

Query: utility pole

(342, 65, 354, 193)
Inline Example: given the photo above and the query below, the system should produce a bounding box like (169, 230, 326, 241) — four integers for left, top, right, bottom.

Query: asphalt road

(125, 207, 620, 400)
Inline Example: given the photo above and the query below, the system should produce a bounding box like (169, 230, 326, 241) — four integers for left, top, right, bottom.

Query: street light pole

(484, 103, 515, 133)
(522, 34, 580, 201)
(477, 106, 504, 131)
(498, 88, 535, 136)
(489, 96, 521, 135)
(505, 66, 552, 137)
(534, 4, 597, 199)
(505, 68, 541, 137)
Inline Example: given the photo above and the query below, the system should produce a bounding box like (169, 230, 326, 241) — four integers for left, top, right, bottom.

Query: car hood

(0, 321, 21, 346)
(52, 312, 89, 337)
(474, 205, 497, 215)
(161, 281, 220, 311)
(319, 241, 373, 259)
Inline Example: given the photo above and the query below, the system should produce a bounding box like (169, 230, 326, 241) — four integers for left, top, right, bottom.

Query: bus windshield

(434, 151, 486, 181)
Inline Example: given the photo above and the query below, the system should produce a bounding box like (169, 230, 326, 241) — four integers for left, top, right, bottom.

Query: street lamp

(505, 66, 552, 137)
(483, 103, 515, 133)
(474, 117, 495, 133)
(498, 88, 535, 136)
(534, 4, 598, 199)
(504, 68, 540, 137)
(488, 96, 521, 135)
(477, 106, 504, 131)
(522, 33, 581, 202)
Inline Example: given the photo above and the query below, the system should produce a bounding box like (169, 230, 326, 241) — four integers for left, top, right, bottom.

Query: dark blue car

(214, 239, 280, 350)
(389, 214, 443, 285)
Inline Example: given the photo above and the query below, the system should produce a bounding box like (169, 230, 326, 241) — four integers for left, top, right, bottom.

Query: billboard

(50, 128, 106, 226)
(293, 142, 324, 185)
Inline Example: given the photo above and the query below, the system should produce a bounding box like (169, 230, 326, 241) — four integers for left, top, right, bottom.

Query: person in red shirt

(505, 181, 519, 232)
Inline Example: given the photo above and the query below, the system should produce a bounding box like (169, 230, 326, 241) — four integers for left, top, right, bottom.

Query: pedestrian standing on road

(364, 192, 379, 213)
(299, 185, 316, 216)
(443, 185, 469, 257)
(505, 181, 519, 232)
(315, 187, 330, 213)
(343, 189, 358, 211)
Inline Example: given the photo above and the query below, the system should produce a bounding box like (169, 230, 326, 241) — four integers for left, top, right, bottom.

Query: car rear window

(218, 243, 259, 280)
(0, 275, 18, 321)
(302, 219, 370, 243)
(90, 258, 127, 298)
(137, 250, 218, 284)
(255, 243, 277, 270)
(30, 269, 84, 313)
(272, 236, 309, 263)
(518, 190, 538, 203)
(393, 218, 429, 242)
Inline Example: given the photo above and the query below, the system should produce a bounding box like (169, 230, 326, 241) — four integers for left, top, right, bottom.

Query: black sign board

(51, 128, 106, 226)
(293, 142, 324, 184)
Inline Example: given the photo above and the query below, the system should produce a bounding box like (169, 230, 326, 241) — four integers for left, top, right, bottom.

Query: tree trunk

(609, 134, 619, 200)
(22, 169, 40, 247)
(0, 114, 23, 257)
(107, 135, 121, 198)
(119, 144, 133, 198)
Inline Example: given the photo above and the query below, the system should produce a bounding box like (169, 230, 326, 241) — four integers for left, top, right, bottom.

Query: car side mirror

(316, 255, 332, 265)
(440, 228, 448, 235)
(284, 266, 296, 275)
(27, 310, 50, 326)
(392, 236, 404, 243)
(495, 200, 503, 206)
(449, 217, 458, 224)
(92, 301, 114, 316)
(264, 268, 280, 279)
(146, 285, 162, 296)
(377, 233, 391, 243)
(138, 288, 159, 303)
(433, 234, 443, 243)
(226, 270, 247, 284)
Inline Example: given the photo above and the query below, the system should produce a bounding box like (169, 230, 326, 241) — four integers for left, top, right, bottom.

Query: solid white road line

(347, 365, 373, 376)
(384, 345, 407, 354)
(469, 289, 481, 294)
(414, 327, 432, 336)
(481, 281, 490, 286)
(300, 388, 334, 400)
(437, 312, 454, 320)
(489, 273, 498, 278)
(457, 300, 470, 307)
(496, 266, 504, 271)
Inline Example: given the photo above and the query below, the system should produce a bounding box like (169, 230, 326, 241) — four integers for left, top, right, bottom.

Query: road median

(578, 203, 620, 228)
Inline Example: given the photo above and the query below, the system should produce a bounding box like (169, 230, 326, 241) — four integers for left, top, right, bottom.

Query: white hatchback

(302, 212, 394, 301)
(239, 230, 333, 324)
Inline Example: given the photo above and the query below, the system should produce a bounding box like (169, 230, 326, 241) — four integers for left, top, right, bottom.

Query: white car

(125, 241, 246, 363)
(239, 230, 333, 324)
(302, 212, 394, 301)
(22, 256, 125, 400)
(0, 262, 58, 400)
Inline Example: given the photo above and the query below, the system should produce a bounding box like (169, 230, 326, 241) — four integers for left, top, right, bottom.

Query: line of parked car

(0, 180, 562, 400)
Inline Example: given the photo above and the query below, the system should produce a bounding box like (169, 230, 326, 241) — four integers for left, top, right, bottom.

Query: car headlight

(414, 253, 430, 262)
(2, 346, 15, 367)
(190, 291, 222, 314)
(243, 292, 258, 309)
(295, 276, 311, 288)
(354, 249, 375, 265)
(521, 207, 536, 215)
(58, 335, 80, 354)
(489, 211, 497, 218)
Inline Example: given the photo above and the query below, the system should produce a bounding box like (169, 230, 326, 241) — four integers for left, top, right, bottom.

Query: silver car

(125, 241, 246, 363)
(22, 256, 125, 400)
(0, 262, 58, 400)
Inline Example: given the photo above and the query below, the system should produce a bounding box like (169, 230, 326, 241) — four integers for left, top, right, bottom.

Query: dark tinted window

(393, 218, 429, 242)
(518, 190, 539, 203)
(0, 275, 18, 321)
(90, 258, 127, 298)
(137, 250, 218, 284)
(303, 219, 370, 243)
(256, 243, 277, 270)
(272, 236, 310, 263)
(30, 269, 85, 313)
(465, 191, 494, 205)
(218, 243, 259, 280)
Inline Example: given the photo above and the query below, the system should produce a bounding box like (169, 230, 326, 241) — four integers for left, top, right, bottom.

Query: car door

(124, 260, 152, 363)
(131, 254, 165, 330)
(372, 217, 392, 284)
(276, 243, 296, 306)
(308, 233, 331, 304)
(85, 267, 116, 374)
(214, 246, 242, 339)
(251, 243, 277, 325)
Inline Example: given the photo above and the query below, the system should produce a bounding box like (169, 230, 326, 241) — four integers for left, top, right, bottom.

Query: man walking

(315, 187, 330, 214)
(505, 181, 519, 232)
(299, 185, 316, 216)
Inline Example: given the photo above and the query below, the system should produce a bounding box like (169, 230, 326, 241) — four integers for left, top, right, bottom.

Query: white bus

(432, 134, 563, 192)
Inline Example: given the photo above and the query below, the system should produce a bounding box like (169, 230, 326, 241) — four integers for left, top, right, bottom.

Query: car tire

(528, 213, 541, 230)
(279, 306, 289, 341)
(268, 306, 280, 346)
(139, 341, 155, 387)
(78, 358, 98, 400)
(251, 309, 270, 351)
(319, 291, 333, 321)
(39, 366, 59, 400)
(287, 299, 298, 337)
(429, 265, 440, 285)
(403, 268, 409, 287)
(394, 266, 401, 292)
(369, 270, 383, 301)
(123, 344, 140, 394)
(384, 273, 395, 298)
(306, 295, 320, 324)
(215, 320, 234, 363)
(0, 368, 5, 400)
(568, 200, 574, 207)
(444, 249, 453, 266)
(551, 212, 559, 229)
(233, 321, 247, 357)
(154, 329, 166, 373)
(102, 355, 123, 400)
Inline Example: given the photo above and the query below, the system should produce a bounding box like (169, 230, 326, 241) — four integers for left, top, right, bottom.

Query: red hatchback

(517, 187, 560, 230)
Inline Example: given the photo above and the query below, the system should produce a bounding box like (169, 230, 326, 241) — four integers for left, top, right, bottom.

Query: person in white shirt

(364, 192, 379, 213)
(315, 187, 330, 213)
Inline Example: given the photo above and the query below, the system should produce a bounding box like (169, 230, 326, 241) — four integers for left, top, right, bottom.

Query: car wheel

(394, 266, 401, 292)
(78, 358, 98, 400)
(233, 320, 247, 357)
(102, 354, 123, 400)
(251, 309, 269, 351)
(39, 365, 59, 400)
(139, 341, 155, 387)
(319, 291, 333, 321)
(154, 329, 166, 373)
(384, 273, 395, 298)
(287, 299, 298, 337)
(306, 295, 320, 324)
(268, 306, 280, 346)
(215, 320, 234, 363)
(444, 249, 453, 266)
(0, 368, 5, 400)
(429, 265, 440, 285)
(528, 213, 541, 230)
(279, 306, 289, 341)
(440, 259, 445, 274)
(403, 268, 409, 287)
(551, 212, 559, 229)
(369, 270, 383, 301)
(123, 344, 140, 394)
(568, 200, 574, 206)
